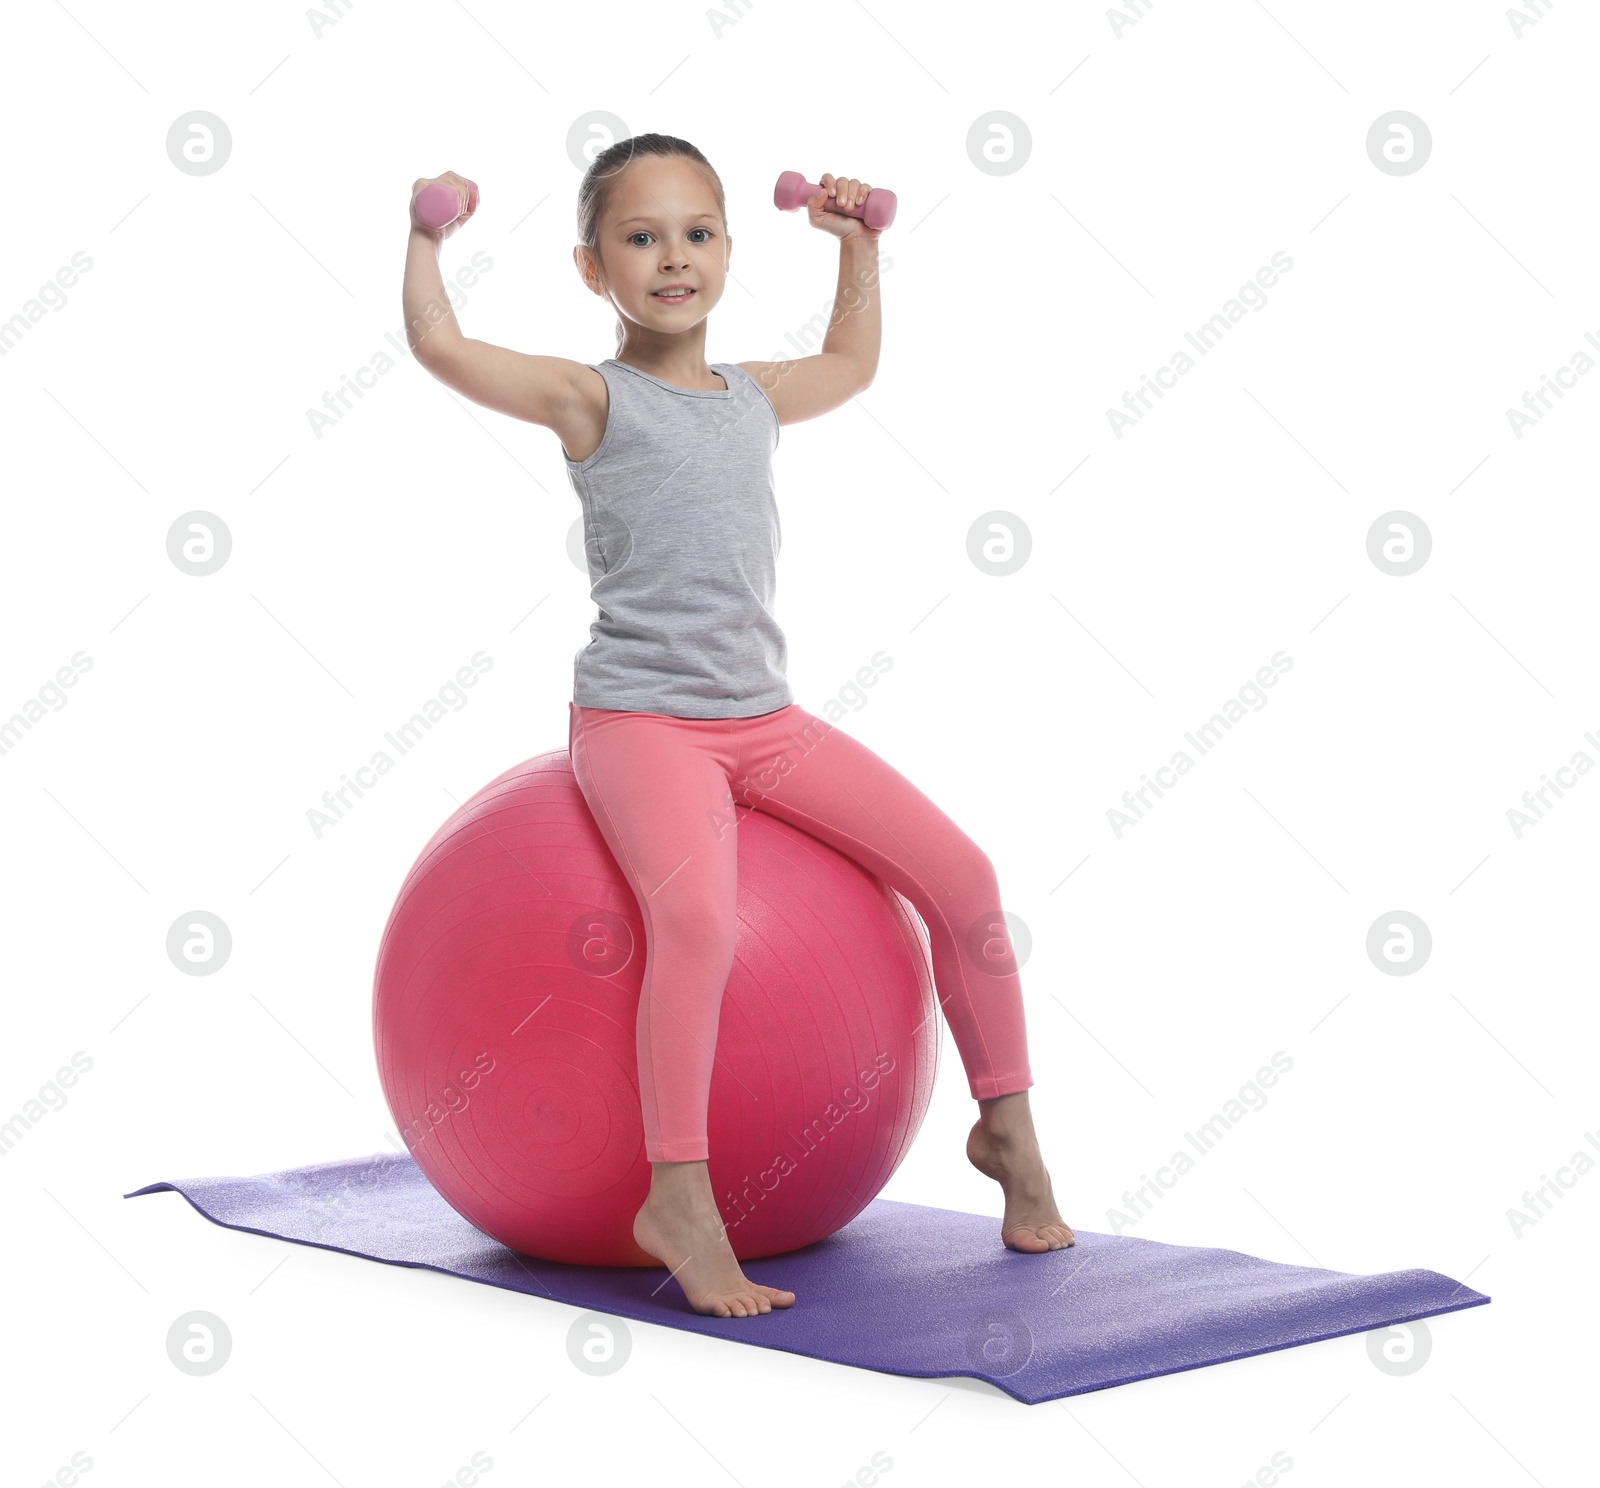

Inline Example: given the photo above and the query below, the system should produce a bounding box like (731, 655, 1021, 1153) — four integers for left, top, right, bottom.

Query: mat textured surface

(125, 1152, 1489, 1404)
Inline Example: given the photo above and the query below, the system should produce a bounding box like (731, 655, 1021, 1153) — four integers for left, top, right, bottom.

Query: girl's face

(579, 155, 730, 341)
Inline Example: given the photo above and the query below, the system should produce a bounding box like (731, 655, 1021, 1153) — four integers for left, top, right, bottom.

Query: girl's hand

(806, 172, 884, 243)
(410, 171, 478, 239)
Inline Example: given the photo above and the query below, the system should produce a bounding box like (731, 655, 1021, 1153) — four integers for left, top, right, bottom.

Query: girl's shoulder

(732, 355, 871, 428)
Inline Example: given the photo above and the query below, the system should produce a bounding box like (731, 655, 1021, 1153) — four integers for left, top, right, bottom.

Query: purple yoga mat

(125, 1152, 1488, 1404)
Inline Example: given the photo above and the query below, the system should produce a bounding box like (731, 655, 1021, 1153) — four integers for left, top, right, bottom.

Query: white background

(3, 0, 1595, 1482)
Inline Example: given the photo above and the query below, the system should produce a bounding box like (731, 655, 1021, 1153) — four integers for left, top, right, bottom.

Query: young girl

(402, 134, 1073, 1319)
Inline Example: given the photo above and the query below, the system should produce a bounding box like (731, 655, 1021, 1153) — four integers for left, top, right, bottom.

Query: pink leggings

(568, 701, 1034, 1162)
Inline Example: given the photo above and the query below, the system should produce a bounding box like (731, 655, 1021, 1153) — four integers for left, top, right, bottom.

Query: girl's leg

(727, 704, 1073, 1251)
(568, 704, 740, 1162)
(728, 706, 1032, 1101)
(568, 703, 798, 1314)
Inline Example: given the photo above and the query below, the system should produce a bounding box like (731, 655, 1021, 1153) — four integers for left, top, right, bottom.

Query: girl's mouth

(652, 289, 696, 303)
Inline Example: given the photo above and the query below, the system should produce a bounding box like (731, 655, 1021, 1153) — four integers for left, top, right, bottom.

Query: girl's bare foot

(967, 1091, 1076, 1252)
(633, 1160, 796, 1318)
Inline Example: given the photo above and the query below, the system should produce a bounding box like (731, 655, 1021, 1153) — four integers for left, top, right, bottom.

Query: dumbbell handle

(773, 171, 897, 231)
(414, 179, 476, 230)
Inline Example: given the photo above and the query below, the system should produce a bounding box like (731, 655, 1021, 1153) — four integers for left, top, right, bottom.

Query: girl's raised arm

(403, 172, 587, 433)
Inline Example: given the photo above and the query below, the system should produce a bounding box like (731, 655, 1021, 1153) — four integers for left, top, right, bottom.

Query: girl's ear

(572, 245, 604, 296)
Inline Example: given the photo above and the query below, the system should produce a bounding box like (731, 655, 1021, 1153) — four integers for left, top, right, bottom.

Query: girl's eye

(628, 228, 712, 246)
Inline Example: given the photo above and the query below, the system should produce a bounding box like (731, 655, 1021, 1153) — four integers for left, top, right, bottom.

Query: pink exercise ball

(372, 748, 941, 1267)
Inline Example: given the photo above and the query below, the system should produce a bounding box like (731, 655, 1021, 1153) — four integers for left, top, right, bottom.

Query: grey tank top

(563, 357, 793, 719)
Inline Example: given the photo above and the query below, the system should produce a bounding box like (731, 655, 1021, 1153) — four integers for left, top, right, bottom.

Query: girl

(402, 134, 1073, 1319)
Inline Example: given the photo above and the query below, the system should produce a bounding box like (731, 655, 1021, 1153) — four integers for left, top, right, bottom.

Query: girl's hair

(576, 133, 727, 353)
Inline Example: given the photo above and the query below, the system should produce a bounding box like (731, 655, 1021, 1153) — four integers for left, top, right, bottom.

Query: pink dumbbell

(774, 171, 896, 230)
(414, 179, 476, 230)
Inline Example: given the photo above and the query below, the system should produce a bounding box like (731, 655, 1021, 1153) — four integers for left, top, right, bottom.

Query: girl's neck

(615, 333, 721, 390)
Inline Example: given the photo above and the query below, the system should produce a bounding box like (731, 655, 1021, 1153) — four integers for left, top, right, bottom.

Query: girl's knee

(647, 891, 735, 952)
